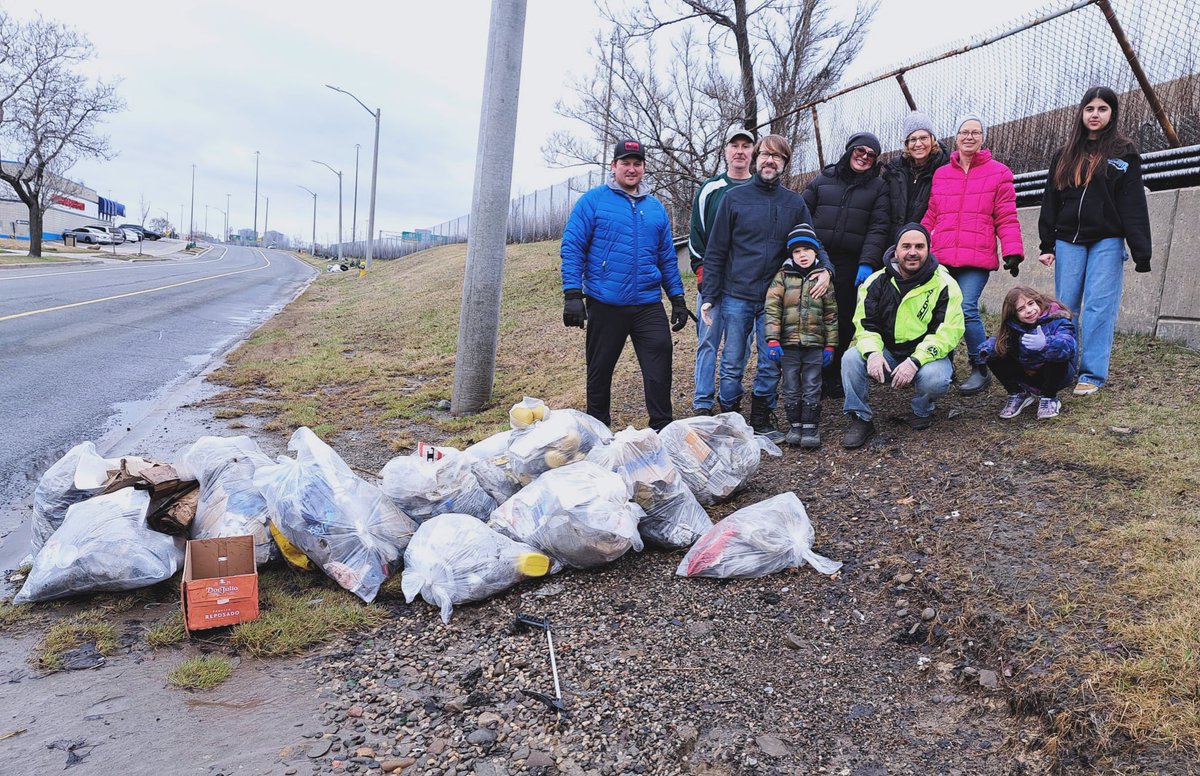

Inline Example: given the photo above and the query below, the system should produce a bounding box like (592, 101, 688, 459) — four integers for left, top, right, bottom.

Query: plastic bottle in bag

(658, 413, 781, 505)
(174, 436, 277, 564)
(462, 430, 522, 506)
(506, 408, 613, 485)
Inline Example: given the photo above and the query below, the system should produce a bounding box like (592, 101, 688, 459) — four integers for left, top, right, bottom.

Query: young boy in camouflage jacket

(764, 224, 839, 448)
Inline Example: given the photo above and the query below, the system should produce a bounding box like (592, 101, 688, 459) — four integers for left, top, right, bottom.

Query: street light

(352, 143, 360, 243)
(326, 84, 379, 270)
(226, 193, 231, 241)
(253, 151, 261, 245)
(298, 185, 317, 257)
(312, 159, 343, 264)
(189, 164, 196, 240)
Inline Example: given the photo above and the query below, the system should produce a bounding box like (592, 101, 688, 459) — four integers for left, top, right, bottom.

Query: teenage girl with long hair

(1037, 86, 1151, 397)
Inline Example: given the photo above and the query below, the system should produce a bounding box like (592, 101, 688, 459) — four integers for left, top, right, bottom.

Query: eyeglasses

(851, 146, 878, 160)
(957, 130, 983, 138)
(906, 134, 932, 146)
(757, 151, 787, 161)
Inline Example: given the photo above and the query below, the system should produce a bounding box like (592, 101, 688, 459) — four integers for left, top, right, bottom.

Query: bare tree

(138, 193, 151, 226)
(0, 13, 123, 257)
(546, 0, 875, 224)
(147, 215, 171, 234)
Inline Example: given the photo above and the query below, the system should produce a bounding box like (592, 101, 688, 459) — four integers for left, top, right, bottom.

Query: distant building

(0, 160, 126, 240)
(263, 230, 289, 247)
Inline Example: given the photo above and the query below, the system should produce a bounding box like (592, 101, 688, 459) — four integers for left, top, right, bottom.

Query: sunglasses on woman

(851, 146, 878, 160)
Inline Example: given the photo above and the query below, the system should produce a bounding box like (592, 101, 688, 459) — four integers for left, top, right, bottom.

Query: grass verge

(35, 610, 120, 671)
(228, 566, 385, 658)
(167, 656, 233, 690)
(145, 611, 187, 648)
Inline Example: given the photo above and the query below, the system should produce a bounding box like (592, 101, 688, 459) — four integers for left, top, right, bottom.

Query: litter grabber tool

(515, 613, 569, 718)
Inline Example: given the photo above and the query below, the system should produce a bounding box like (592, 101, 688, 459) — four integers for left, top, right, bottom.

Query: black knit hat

(787, 223, 821, 251)
(895, 221, 930, 245)
(845, 131, 882, 156)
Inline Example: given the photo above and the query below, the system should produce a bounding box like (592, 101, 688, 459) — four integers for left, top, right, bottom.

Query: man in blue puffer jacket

(561, 138, 690, 431)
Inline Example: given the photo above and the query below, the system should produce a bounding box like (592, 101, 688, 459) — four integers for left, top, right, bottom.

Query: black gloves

(563, 290, 586, 328)
(1134, 258, 1151, 273)
(1002, 254, 1022, 278)
(669, 295, 690, 332)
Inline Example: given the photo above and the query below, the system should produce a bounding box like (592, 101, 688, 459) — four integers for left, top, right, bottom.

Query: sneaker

(1037, 397, 1061, 419)
(692, 406, 715, 417)
(999, 393, 1035, 419)
(1073, 381, 1100, 397)
(841, 413, 876, 449)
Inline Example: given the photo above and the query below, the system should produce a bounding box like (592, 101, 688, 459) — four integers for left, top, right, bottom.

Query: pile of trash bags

(13, 397, 838, 622)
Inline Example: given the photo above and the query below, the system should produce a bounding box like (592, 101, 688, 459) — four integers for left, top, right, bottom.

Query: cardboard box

(181, 535, 260, 633)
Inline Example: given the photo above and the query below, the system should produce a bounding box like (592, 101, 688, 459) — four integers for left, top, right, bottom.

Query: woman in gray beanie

(883, 111, 950, 241)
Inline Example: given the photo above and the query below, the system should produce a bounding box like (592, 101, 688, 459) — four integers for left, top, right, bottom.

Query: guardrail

(1014, 143, 1200, 205)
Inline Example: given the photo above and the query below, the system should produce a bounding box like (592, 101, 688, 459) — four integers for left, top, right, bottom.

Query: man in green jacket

(841, 222, 964, 448)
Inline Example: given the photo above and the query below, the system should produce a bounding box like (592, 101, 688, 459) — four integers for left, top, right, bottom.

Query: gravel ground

(275, 387, 1055, 776)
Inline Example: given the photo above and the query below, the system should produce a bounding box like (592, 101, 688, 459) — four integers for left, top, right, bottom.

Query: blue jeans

(841, 347, 953, 421)
(947, 267, 990, 363)
(1054, 238, 1124, 386)
(717, 296, 779, 409)
(694, 291, 755, 409)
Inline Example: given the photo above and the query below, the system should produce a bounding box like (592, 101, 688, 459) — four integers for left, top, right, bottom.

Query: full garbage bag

(508, 396, 549, 429)
(253, 427, 418, 602)
(587, 427, 712, 549)
(506, 408, 613, 485)
(401, 513, 551, 623)
(487, 461, 642, 569)
(174, 436, 277, 565)
(381, 448, 497, 522)
(676, 492, 842, 579)
(463, 430, 521, 505)
(30, 441, 126, 554)
(658, 413, 781, 505)
(14, 488, 185, 604)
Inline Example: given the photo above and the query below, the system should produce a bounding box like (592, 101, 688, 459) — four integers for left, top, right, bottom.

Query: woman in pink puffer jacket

(922, 114, 1024, 395)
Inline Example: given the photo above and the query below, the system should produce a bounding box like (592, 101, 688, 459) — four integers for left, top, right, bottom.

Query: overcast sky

(4, 0, 1051, 243)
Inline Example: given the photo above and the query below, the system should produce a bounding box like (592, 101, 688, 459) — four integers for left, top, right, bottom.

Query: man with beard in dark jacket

(841, 223, 964, 448)
(700, 134, 833, 437)
(802, 131, 891, 395)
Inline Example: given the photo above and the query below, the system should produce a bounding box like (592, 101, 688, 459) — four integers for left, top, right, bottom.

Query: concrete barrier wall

(676, 185, 1200, 349)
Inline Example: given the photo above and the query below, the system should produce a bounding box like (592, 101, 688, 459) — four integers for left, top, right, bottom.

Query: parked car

(119, 228, 142, 242)
(103, 227, 126, 244)
(64, 226, 115, 245)
(117, 223, 162, 241)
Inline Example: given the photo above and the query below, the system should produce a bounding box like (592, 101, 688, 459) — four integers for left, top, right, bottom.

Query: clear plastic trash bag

(14, 488, 185, 604)
(586, 427, 712, 549)
(174, 436, 277, 565)
(401, 513, 550, 623)
(506, 408, 613, 485)
(676, 492, 842, 579)
(658, 413, 781, 505)
(253, 427, 418, 603)
(381, 448, 497, 522)
(487, 460, 642, 569)
(30, 441, 124, 554)
(463, 430, 522, 506)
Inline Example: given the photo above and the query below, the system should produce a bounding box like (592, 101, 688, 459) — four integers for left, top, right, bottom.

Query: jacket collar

(607, 177, 651, 199)
(950, 147, 993, 171)
(751, 173, 782, 192)
(881, 245, 939, 286)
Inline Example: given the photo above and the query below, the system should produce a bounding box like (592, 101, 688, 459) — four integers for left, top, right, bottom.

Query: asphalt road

(0, 244, 316, 566)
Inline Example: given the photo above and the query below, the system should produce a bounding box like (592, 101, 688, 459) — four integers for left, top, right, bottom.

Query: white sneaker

(1037, 397, 1061, 419)
(1073, 382, 1100, 397)
(998, 393, 1034, 419)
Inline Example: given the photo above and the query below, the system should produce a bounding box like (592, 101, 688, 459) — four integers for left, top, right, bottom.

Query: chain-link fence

(352, 0, 1197, 260)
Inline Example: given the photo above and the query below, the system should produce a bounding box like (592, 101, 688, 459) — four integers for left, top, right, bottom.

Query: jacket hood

(780, 256, 819, 276)
(607, 176, 652, 198)
(831, 150, 880, 182)
(1005, 302, 1072, 332)
(881, 244, 939, 286)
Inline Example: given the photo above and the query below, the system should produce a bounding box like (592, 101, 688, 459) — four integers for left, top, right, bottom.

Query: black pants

(585, 298, 674, 430)
(986, 356, 1071, 398)
(822, 253, 858, 387)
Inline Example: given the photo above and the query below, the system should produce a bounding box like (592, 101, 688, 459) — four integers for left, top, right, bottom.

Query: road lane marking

(0, 246, 232, 281)
(0, 252, 271, 323)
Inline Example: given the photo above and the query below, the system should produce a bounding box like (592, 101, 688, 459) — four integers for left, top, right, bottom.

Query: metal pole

(225, 193, 230, 241)
(451, 0, 527, 414)
(811, 106, 826, 168)
(204, 204, 209, 238)
(352, 143, 360, 244)
(189, 164, 196, 240)
(313, 160, 344, 263)
(253, 151, 260, 245)
(299, 185, 317, 256)
(895, 73, 917, 111)
(264, 196, 269, 244)
(1095, 0, 1181, 148)
(367, 108, 380, 269)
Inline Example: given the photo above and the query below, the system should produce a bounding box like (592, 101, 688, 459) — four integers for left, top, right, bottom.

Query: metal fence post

(895, 72, 917, 111)
(1095, 0, 1181, 147)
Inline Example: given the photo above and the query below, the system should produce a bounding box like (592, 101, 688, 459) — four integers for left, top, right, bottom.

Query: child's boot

(784, 404, 803, 446)
(800, 402, 822, 449)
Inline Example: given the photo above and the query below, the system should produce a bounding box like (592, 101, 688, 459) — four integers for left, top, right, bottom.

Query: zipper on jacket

(1071, 179, 1089, 244)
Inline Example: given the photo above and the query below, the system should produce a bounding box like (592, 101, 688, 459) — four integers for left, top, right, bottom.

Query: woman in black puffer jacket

(801, 131, 891, 390)
(883, 111, 949, 241)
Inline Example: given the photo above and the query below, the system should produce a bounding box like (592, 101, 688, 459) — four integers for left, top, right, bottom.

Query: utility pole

(352, 143, 360, 244)
(189, 164, 196, 240)
(451, 0, 527, 415)
(298, 185, 317, 256)
(325, 86, 381, 270)
(313, 160, 343, 263)
(253, 151, 260, 245)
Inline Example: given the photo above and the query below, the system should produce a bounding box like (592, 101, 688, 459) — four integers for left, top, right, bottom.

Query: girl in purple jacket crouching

(979, 286, 1078, 421)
